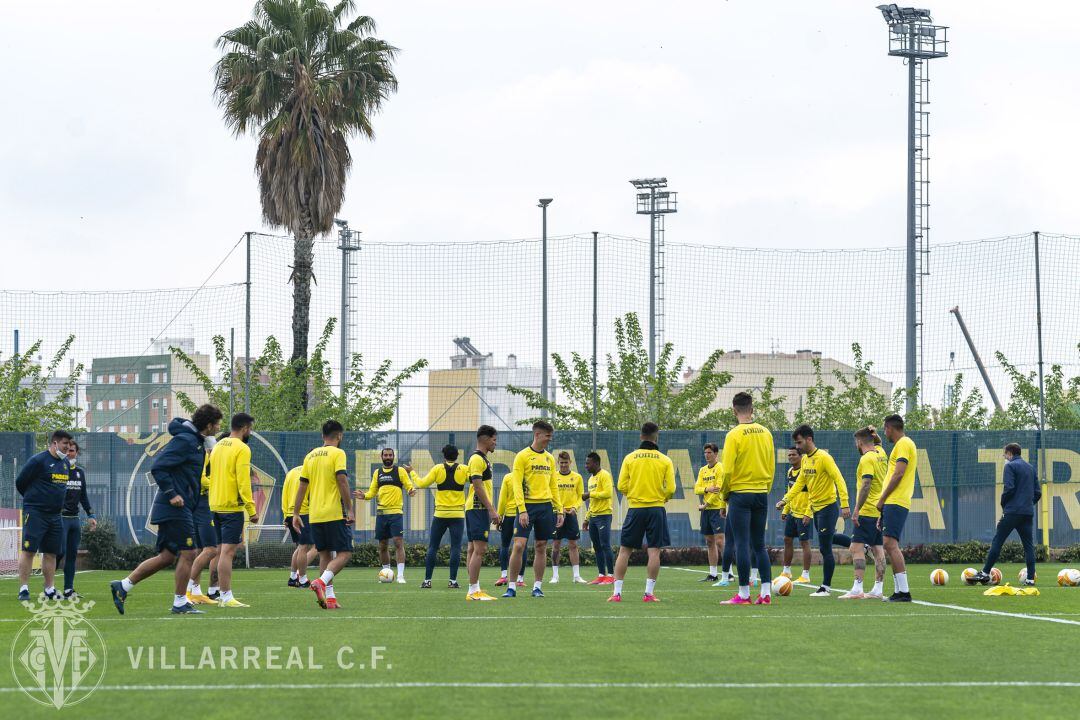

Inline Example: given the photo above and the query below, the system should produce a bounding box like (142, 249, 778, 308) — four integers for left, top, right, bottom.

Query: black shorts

(700, 508, 724, 537)
(156, 516, 196, 555)
(311, 519, 353, 553)
(466, 509, 492, 542)
(620, 507, 670, 549)
(213, 511, 245, 545)
(554, 512, 581, 540)
(374, 513, 404, 541)
(783, 514, 813, 541)
(515, 503, 555, 541)
(500, 514, 517, 546)
(193, 505, 218, 549)
(881, 505, 909, 540)
(21, 510, 62, 555)
(852, 515, 883, 546)
(289, 514, 313, 544)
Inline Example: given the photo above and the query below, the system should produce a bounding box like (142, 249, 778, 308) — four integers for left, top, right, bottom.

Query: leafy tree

(0, 336, 83, 434)
(990, 345, 1080, 430)
(171, 318, 426, 431)
(215, 0, 399, 387)
(929, 373, 990, 430)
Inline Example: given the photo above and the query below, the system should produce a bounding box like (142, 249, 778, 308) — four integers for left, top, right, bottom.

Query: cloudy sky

(3, 0, 1079, 292)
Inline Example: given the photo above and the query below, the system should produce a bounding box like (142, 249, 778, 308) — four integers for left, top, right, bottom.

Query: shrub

(1058, 544, 1080, 562)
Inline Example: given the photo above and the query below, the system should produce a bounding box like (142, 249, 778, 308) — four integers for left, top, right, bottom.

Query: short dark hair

(70, 440, 80, 453)
(477, 424, 497, 439)
(641, 421, 659, 437)
(532, 420, 554, 434)
(322, 420, 344, 437)
(586, 451, 601, 463)
(732, 392, 753, 412)
(788, 445, 798, 452)
(50, 430, 73, 444)
(191, 404, 224, 433)
(704, 442, 719, 454)
(1005, 442, 1022, 457)
(381, 447, 395, 454)
(231, 412, 254, 431)
(792, 424, 814, 441)
(884, 414, 904, 431)
(854, 426, 882, 445)
(557, 450, 571, 460)
(442, 444, 459, 461)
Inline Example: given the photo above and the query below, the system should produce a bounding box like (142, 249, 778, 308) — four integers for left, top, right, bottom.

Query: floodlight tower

(876, 4, 948, 410)
(630, 177, 678, 377)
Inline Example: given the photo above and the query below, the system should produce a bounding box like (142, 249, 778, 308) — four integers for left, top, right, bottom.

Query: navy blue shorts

(700, 508, 724, 536)
(311, 519, 353, 553)
(466, 509, 492, 542)
(554, 512, 581, 540)
(21, 510, 62, 555)
(288, 514, 313, 544)
(620, 507, 670, 549)
(156, 516, 196, 555)
(515, 502, 555, 541)
(193, 505, 218, 549)
(784, 514, 813, 541)
(213, 511, 245, 545)
(852, 515, 883, 545)
(375, 513, 404, 541)
(501, 514, 516, 547)
(881, 505, 909, 540)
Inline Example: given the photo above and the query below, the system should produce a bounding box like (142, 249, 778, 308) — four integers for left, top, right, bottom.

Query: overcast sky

(3, 0, 1079, 292)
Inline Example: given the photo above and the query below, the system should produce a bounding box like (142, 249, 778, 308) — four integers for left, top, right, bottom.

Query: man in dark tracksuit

(15, 430, 73, 601)
(110, 406, 223, 615)
(58, 441, 96, 599)
(973, 443, 1040, 586)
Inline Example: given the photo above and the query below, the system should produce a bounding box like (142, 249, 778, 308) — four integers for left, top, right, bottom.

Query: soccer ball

(989, 567, 1002, 585)
(961, 568, 979, 585)
(930, 568, 949, 585)
(1057, 568, 1080, 587)
(1018, 568, 1037, 583)
(773, 575, 792, 596)
(377, 568, 395, 583)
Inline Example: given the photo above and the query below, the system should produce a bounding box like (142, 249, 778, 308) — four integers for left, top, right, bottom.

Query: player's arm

(150, 436, 190, 506)
(291, 476, 309, 532)
(590, 473, 612, 501)
(694, 468, 706, 498)
(826, 454, 850, 516)
(663, 459, 676, 501)
(777, 471, 807, 510)
(468, 456, 498, 519)
(1000, 462, 1016, 509)
(78, 469, 96, 525)
(718, 434, 737, 501)
(237, 445, 257, 520)
(400, 467, 417, 495)
(512, 453, 530, 525)
(414, 466, 440, 489)
(877, 460, 907, 508)
(14, 455, 39, 496)
(549, 460, 564, 515)
(356, 470, 379, 501)
(852, 470, 873, 521)
(336, 470, 354, 524)
(616, 458, 631, 495)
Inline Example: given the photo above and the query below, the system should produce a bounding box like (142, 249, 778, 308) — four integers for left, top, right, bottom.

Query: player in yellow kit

(291, 421, 353, 610)
(778, 447, 813, 585)
(582, 452, 615, 584)
(355, 447, 417, 584)
(779, 425, 852, 597)
(550, 451, 586, 584)
(414, 444, 470, 589)
(208, 413, 257, 608)
(494, 470, 526, 588)
(282, 464, 315, 589)
(878, 414, 918, 602)
(718, 392, 776, 606)
(694, 443, 725, 583)
(839, 426, 888, 600)
(504, 421, 564, 598)
(609, 422, 675, 603)
(185, 432, 221, 605)
(464, 426, 501, 600)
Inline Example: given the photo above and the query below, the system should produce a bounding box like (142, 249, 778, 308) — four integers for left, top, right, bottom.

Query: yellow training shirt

(496, 472, 520, 516)
(617, 442, 675, 508)
(782, 448, 849, 513)
(781, 467, 810, 518)
(719, 423, 775, 497)
(415, 462, 469, 519)
(366, 465, 416, 514)
(208, 437, 255, 516)
(855, 445, 888, 518)
(884, 435, 918, 509)
(465, 451, 495, 511)
(554, 470, 584, 515)
(511, 446, 562, 512)
(281, 465, 309, 516)
(694, 462, 727, 510)
(586, 469, 614, 517)
(300, 445, 349, 523)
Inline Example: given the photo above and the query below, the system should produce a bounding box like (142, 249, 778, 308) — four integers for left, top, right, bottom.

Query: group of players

(14, 388, 924, 612)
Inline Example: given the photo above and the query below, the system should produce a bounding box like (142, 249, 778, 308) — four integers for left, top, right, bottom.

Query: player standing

(582, 452, 614, 585)
(291, 420, 354, 610)
(15, 430, 73, 602)
(464, 426, 500, 600)
(840, 426, 888, 600)
(694, 443, 725, 583)
(876, 414, 917, 602)
(719, 392, 776, 606)
(415, 445, 470, 589)
(209, 413, 257, 608)
(185, 432, 221, 605)
(58, 440, 96, 600)
(778, 446, 812, 584)
(550, 451, 586, 584)
(972, 443, 1040, 586)
(356, 447, 417, 585)
(609, 422, 675, 602)
(282, 464, 314, 588)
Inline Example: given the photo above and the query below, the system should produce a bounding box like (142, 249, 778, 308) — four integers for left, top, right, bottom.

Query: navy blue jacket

(1001, 456, 1040, 516)
(15, 450, 71, 514)
(149, 418, 207, 524)
(62, 465, 95, 518)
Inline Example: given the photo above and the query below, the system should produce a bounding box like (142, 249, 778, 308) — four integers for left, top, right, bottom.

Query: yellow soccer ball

(961, 567, 979, 585)
(377, 568, 395, 583)
(930, 568, 949, 586)
(773, 575, 792, 596)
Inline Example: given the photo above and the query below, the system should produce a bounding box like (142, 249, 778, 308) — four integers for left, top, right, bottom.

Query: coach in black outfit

(973, 443, 1040, 586)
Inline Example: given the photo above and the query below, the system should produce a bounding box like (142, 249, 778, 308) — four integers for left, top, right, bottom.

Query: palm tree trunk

(291, 206, 316, 408)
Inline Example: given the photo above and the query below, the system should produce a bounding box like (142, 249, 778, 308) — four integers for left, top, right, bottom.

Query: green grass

(3, 562, 1080, 718)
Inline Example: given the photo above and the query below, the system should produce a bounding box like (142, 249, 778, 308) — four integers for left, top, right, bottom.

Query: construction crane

(949, 306, 1003, 412)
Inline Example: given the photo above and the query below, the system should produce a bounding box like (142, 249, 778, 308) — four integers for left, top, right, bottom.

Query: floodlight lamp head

(333, 218, 348, 227)
(629, 177, 668, 189)
(538, 198, 553, 208)
(877, 4, 932, 24)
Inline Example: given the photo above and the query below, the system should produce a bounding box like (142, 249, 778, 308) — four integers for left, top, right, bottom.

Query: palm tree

(214, 0, 398, 395)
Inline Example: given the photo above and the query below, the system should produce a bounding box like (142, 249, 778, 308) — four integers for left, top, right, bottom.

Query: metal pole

(648, 187, 657, 378)
(540, 200, 551, 416)
(244, 232, 252, 413)
(1034, 230, 1049, 547)
(905, 52, 918, 412)
(339, 225, 349, 402)
(229, 327, 235, 419)
(592, 231, 599, 450)
(948, 307, 1003, 412)
(13, 329, 18, 356)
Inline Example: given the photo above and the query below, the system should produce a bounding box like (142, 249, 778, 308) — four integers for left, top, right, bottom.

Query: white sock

(872, 580, 884, 595)
(208, 585, 218, 594)
(187, 579, 196, 592)
(572, 564, 580, 578)
(895, 572, 909, 593)
(299, 576, 308, 584)
(500, 570, 508, 578)
(800, 570, 811, 579)
(320, 570, 335, 585)
(725, 571, 735, 581)
(44, 586, 57, 597)
(397, 563, 405, 577)
(121, 578, 135, 592)
(533, 580, 542, 591)
(761, 581, 772, 597)
(469, 583, 479, 593)
(221, 589, 233, 602)
(517, 575, 524, 583)
(191, 584, 202, 596)
(326, 584, 336, 599)
(551, 567, 559, 579)
(20, 584, 29, 593)
(290, 571, 298, 580)
(738, 585, 750, 599)
(709, 565, 718, 576)
(613, 579, 624, 595)
(852, 579, 864, 593)
(645, 578, 656, 595)
(382, 564, 391, 570)
(750, 569, 760, 583)
(782, 565, 791, 575)
(174, 594, 188, 607)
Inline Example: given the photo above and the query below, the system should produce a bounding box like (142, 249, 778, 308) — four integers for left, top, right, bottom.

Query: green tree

(171, 318, 426, 431)
(0, 336, 83, 433)
(215, 0, 399, 388)
(930, 373, 990, 430)
(990, 346, 1080, 430)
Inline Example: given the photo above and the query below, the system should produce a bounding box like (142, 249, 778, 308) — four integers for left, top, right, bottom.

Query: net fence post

(244, 231, 252, 414)
(1033, 230, 1049, 548)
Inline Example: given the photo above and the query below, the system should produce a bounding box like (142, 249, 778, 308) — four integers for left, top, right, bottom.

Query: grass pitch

(2, 563, 1079, 718)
